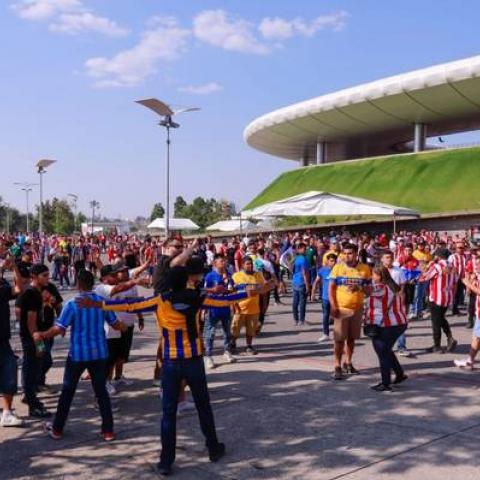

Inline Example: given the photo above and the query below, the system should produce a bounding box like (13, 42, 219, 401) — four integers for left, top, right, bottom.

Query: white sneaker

(1, 411, 24, 427)
(407, 312, 415, 320)
(114, 376, 133, 386)
(223, 351, 237, 363)
(106, 382, 117, 396)
(177, 400, 195, 414)
(204, 356, 215, 369)
(317, 334, 330, 343)
(398, 349, 412, 357)
(152, 378, 161, 387)
(454, 358, 474, 369)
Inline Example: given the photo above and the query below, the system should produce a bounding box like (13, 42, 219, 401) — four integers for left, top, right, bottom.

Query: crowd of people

(0, 226, 479, 475)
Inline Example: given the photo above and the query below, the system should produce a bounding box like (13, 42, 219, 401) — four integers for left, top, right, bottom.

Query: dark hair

(372, 266, 400, 294)
(297, 243, 306, 249)
(243, 255, 253, 264)
(167, 266, 188, 291)
(31, 263, 49, 276)
(406, 243, 414, 250)
(77, 269, 94, 290)
(381, 250, 394, 257)
(343, 243, 358, 253)
(257, 247, 265, 255)
(186, 256, 205, 275)
(213, 253, 225, 261)
(325, 253, 337, 261)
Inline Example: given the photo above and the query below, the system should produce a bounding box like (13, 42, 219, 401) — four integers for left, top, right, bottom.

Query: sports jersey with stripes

(448, 253, 466, 279)
(102, 290, 248, 361)
(364, 283, 407, 327)
(423, 260, 455, 307)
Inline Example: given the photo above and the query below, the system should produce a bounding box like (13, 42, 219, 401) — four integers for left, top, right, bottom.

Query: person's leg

(430, 303, 442, 347)
(321, 300, 330, 336)
(38, 338, 53, 386)
(220, 316, 232, 353)
(345, 339, 355, 365)
(52, 358, 83, 432)
(385, 326, 406, 379)
(396, 333, 407, 351)
(299, 287, 307, 324)
(334, 341, 344, 369)
(292, 288, 300, 324)
(185, 358, 220, 451)
(159, 359, 183, 468)
(418, 282, 427, 317)
(452, 280, 462, 314)
(439, 306, 453, 338)
(245, 314, 258, 350)
(468, 292, 476, 328)
(203, 314, 216, 358)
(371, 332, 391, 386)
(21, 338, 43, 409)
(88, 360, 113, 434)
(0, 342, 19, 416)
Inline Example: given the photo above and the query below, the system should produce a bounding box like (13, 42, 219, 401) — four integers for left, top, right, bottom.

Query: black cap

(100, 265, 114, 278)
(112, 260, 128, 274)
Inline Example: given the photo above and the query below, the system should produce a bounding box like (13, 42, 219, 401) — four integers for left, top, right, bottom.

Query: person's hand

(331, 306, 340, 318)
(138, 318, 145, 331)
(462, 277, 472, 289)
(76, 296, 101, 309)
(212, 284, 228, 294)
(119, 322, 128, 333)
(190, 238, 199, 250)
(137, 276, 151, 288)
(32, 331, 43, 342)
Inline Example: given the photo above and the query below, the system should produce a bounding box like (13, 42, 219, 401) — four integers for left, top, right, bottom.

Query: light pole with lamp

(135, 98, 199, 238)
(89, 200, 100, 235)
(36, 159, 56, 234)
(14, 182, 38, 232)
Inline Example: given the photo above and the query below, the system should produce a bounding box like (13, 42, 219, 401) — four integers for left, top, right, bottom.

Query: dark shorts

(119, 326, 134, 362)
(107, 326, 134, 367)
(0, 340, 18, 395)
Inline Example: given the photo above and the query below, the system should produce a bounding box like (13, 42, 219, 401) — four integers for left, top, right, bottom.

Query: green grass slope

(246, 147, 480, 214)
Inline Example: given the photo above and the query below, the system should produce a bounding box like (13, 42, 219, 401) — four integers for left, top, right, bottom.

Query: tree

(150, 203, 165, 221)
(32, 198, 75, 234)
(0, 197, 27, 233)
(174, 196, 187, 217)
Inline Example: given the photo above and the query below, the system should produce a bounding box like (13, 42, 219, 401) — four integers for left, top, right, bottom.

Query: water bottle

(35, 339, 46, 356)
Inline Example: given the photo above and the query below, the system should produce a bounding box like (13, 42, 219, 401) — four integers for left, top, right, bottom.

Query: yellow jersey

(232, 270, 265, 315)
(329, 262, 371, 310)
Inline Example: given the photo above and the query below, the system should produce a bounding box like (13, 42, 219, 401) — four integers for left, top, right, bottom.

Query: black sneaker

(425, 345, 443, 353)
(370, 383, 393, 392)
(29, 406, 52, 418)
(332, 367, 343, 380)
(156, 463, 172, 476)
(393, 374, 408, 385)
(345, 364, 360, 375)
(245, 346, 257, 355)
(209, 442, 226, 462)
(446, 338, 458, 353)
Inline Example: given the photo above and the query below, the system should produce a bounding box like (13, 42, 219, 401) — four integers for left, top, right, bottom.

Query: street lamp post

(89, 200, 100, 235)
(36, 159, 57, 234)
(14, 182, 38, 232)
(136, 98, 199, 238)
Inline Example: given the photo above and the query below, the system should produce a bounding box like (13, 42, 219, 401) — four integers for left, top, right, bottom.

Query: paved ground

(2, 288, 480, 479)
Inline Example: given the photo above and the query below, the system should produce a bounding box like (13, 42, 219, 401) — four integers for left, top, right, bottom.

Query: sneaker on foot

(152, 378, 161, 387)
(114, 376, 133, 386)
(106, 382, 117, 396)
(454, 358, 474, 369)
(43, 422, 62, 439)
(425, 345, 444, 353)
(204, 356, 215, 369)
(245, 346, 257, 355)
(156, 463, 172, 476)
(223, 351, 237, 363)
(209, 442, 226, 462)
(332, 367, 343, 380)
(29, 406, 51, 418)
(345, 364, 360, 375)
(1, 411, 24, 427)
(446, 338, 458, 353)
(370, 383, 393, 392)
(317, 334, 330, 343)
(393, 374, 409, 385)
(398, 349, 412, 357)
(102, 432, 115, 442)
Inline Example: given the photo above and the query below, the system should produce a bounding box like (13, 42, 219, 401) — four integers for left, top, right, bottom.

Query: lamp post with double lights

(14, 182, 38, 232)
(36, 159, 56, 234)
(136, 98, 199, 238)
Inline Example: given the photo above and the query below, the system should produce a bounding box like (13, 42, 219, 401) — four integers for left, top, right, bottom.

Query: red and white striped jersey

(364, 283, 407, 327)
(423, 260, 455, 307)
(448, 253, 466, 279)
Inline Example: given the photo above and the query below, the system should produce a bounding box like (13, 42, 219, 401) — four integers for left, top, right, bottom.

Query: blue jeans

(203, 313, 232, 356)
(397, 333, 407, 350)
(371, 325, 407, 386)
(21, 337, 43, 409)
(292, 286, 307, 324)
(53, 357, 112, 433)
(0, 340, 18, 395)
(321, 299, 331, 335)
(160, 357, 220, 467)
(412, 282, 428, 316)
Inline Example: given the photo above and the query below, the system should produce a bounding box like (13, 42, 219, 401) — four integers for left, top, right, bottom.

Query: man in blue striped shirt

(36, 270, 127, 441)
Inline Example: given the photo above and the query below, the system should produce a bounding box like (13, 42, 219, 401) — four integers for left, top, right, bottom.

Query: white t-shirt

(112, 286, 139, 327)
(389, 266, 406, 286)
(94, 283, 121, 339)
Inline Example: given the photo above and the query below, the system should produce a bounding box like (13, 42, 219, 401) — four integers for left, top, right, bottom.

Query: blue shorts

(0, 340, 18, 395)
(474, 319, 480, 339)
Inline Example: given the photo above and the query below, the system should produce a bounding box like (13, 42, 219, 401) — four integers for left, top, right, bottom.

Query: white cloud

(49, 12, 129, 37)
(11, 0, 81, 21)
(193, 10, 270, 55)
(178, 82, 223, 95)
(85, 21, 190, 88)
(259, 11, 348, 40)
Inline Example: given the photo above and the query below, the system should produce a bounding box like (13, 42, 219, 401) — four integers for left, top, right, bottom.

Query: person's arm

(170, 239, 199, 268)
(463, 277, 480, 295)
(303, 262, 310, 295)
(311, 275, 320, 301)
(202, 290, 250, 309)
(77, 294, 160, 314)
(109, 277, 150, 296)
(329, 282, 339, 317)
(129, 258, 151, 279)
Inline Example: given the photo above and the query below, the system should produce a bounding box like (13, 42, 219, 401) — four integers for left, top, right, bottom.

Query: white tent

(147, 218, 200, 230)
(206, 218, 255, 232)
(242, 191, 420, 218)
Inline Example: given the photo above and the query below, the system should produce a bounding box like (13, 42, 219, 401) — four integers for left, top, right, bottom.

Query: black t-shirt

(153, 254, 173, 295)
(41, 283, 63, 331)
(0, 278, 14, 341)
(16, 286, 43, 339)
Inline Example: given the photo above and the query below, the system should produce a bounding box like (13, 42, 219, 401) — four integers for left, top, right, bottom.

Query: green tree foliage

(32, 198, 75, 234)
(175, 197, 236, 230)
(150, 203, 165, 221)
(174, 196, 187, 217)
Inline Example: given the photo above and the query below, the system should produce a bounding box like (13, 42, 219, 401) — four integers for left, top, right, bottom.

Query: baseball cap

(100, 265, 114, 278)
(112, 260, 128, 274)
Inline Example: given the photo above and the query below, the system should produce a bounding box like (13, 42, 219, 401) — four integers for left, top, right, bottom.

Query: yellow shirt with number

(329, 262, 371, 311)
(232, 270, 264, 315)
(413, 250, 432, 263)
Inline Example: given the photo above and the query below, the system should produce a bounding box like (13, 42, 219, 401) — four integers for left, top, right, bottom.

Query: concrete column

(300, 155, 308, 167)
(413, 123, 427, 152)
(316, 141, 327, 164)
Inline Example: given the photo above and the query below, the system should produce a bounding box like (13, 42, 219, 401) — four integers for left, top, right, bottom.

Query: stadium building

(244, 55, 480, 165)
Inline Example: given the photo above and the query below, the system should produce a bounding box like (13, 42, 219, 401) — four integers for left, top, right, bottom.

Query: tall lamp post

(89, 200, 100, 235)
(36, 159, 56, 234)
(136, 98, 199, 238)
(68, 193, 78, 232)
(14, 182, 38, 233)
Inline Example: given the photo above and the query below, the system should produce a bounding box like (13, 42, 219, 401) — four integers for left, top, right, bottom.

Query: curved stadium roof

(244, 55, 480, 161)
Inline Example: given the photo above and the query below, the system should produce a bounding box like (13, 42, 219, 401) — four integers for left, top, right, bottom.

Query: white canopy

(147, 218, 200, 230)
(206, 218, 255, 232)
(242, 191, 420, 218)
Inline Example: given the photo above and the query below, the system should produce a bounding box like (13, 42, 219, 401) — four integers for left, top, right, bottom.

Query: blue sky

(1, 0, 480, 219)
